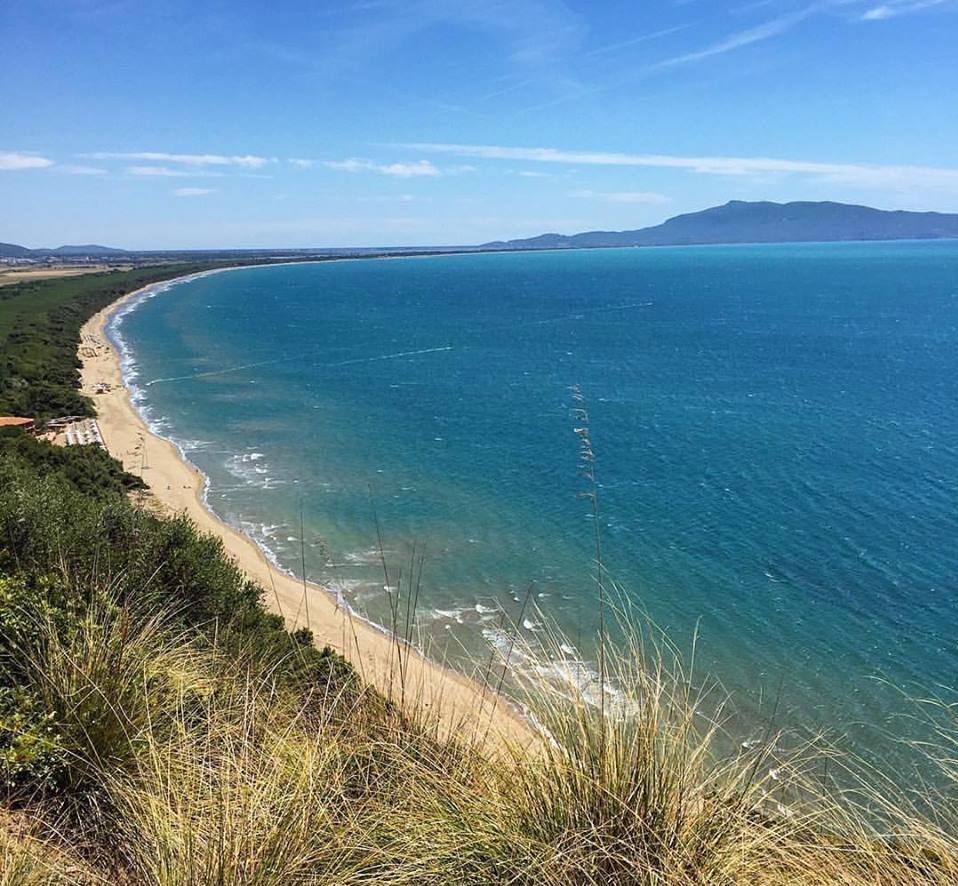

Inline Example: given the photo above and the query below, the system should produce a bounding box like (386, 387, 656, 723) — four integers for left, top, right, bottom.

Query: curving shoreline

(78, 266, 533, 748)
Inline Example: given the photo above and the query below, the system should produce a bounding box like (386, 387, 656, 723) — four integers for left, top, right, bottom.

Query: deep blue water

(111, 243, 958, 761)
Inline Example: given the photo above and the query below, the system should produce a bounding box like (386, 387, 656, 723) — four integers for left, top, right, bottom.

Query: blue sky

(2, 0, 957, 249)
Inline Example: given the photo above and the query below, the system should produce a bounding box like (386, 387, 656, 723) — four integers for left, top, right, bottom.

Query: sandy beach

(79, 274, 532, 748)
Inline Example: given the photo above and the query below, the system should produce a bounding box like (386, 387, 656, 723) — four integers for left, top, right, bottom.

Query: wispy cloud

(249, 1, 588, 113)
(83, 151, 269, 168)
(322, 158, 442, 177)
(0, 151, 53, 171)
(56, 164, 107, 175)
(509, 5, 826, 115)
(613, 0, 953, 75)
(288, 158, 314, 168)
(857, 0, 951, 19)
(127, 165, 221, 178)
(571, 189, 672, 204)
(173, 187, 216, 197)
(653, 5, 817, 69)
(317, 0, 583, 71)
(399, 143, 958, 190)
(585, 23, 696, 58)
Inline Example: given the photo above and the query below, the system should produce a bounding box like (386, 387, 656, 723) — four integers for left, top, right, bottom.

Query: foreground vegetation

(2, 268, 958, 883)
(3, 449, 958, 884)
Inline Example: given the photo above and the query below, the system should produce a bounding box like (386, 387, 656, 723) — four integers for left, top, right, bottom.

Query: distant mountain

(482, 201, 958, 250)
(49, 244, 128, 256)
(0, 242, 34, 259)
(0, 242, 128, 259)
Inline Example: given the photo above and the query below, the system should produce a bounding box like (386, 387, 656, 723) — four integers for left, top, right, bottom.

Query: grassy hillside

(1, 267, 957, 884)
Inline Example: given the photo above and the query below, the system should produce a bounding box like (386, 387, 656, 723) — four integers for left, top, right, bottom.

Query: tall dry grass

(2, 592, 958, 884)
(9, 596, 211, 793)
(110, 679, 380, 884)
(0, 814, 99, 886)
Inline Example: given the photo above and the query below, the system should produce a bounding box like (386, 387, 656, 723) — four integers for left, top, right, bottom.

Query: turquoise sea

(109, 243, 958, 763)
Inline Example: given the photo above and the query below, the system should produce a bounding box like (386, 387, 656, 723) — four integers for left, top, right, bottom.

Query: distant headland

(481, 200, 958, 250)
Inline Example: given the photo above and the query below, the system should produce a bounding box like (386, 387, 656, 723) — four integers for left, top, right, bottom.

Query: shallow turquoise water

(111, 243, 958, 762)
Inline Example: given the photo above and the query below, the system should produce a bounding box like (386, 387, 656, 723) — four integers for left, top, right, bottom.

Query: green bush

(0, 434, 144, 498)
(0, 575, 71, 791)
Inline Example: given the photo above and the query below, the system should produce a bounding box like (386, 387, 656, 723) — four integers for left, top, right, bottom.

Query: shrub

(0, 435, 144, 498)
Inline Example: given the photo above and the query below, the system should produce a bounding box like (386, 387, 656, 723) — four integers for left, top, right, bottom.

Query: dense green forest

(0, 266, 210, 419)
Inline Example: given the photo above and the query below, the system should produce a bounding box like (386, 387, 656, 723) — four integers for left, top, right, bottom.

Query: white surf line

(146, 345, 454, 386)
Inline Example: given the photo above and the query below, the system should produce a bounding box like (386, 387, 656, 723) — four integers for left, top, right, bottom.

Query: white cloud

(288, 158, 314, 168)
(173, 187, 216, 197)
(380, 160, 441, 177)
(0, 151, 53, 171)
(127, 165, 220, 177)
(323, 158, 441, 177)
(399, 143, 958, 190)
(322, 159, 366, 173)
(56, 164, 107, 175)
(571, 189, 672, 205)
(128, 166, 182, 177)
(83, 151, 268, 168)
